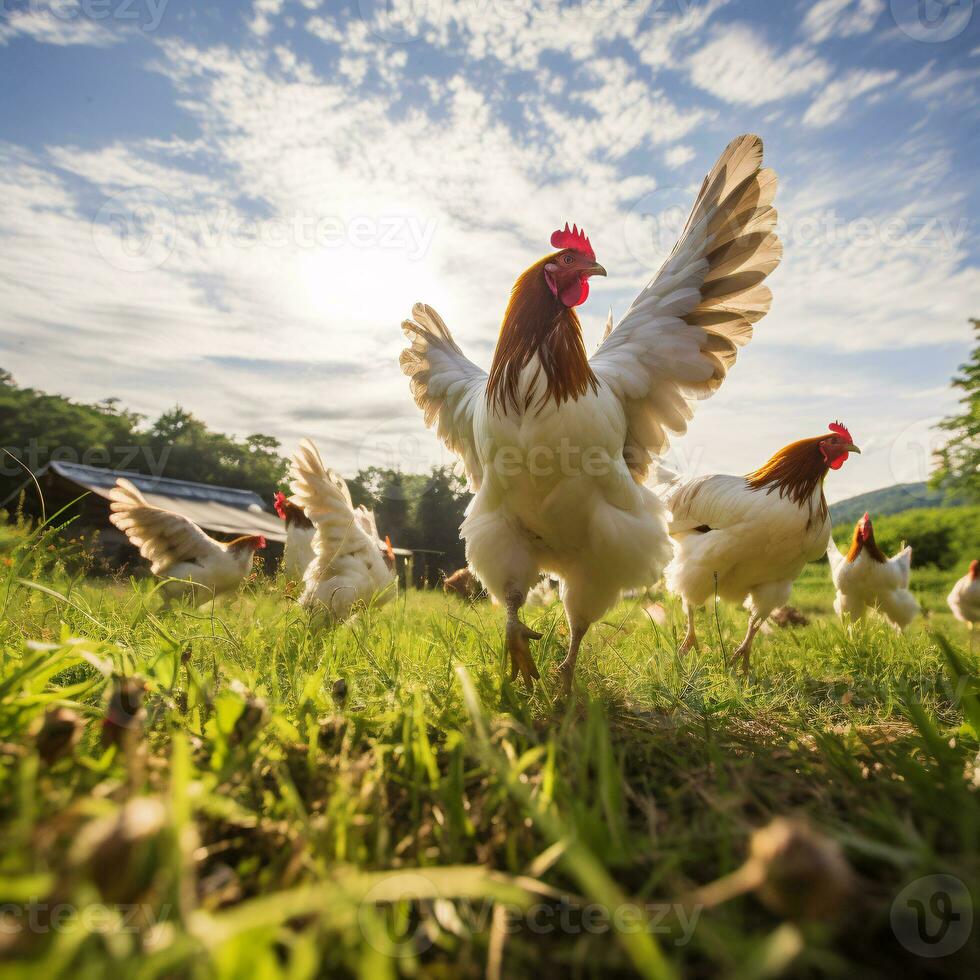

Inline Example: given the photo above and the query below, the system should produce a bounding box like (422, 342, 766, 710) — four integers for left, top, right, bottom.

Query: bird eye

(562, 253, 574, 265)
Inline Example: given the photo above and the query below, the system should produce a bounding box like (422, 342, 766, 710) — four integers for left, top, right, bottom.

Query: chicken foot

(727, 614, 763, 675)
(505, 588, 541, 686)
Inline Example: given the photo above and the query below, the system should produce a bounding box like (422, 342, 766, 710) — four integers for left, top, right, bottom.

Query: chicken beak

(587, 262, 607, 278)
(843, 443, 861, 454)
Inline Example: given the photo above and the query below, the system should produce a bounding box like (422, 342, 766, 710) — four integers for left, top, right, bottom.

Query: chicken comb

(273, 491, 288, 520)
(550, 223, 595, 260)
(828, 421, 853, 443)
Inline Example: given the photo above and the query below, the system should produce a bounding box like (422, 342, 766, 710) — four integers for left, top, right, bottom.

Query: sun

(295, 232, 445, 328)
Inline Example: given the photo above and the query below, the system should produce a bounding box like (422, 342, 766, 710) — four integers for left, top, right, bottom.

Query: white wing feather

(665, 474, 761, 533)
(108, 479, 220, 575)
(400, 303, 487, 489)
(289, 439, 396, 618)
(826, 536, 846, 582)
(591, 134, 781, 480)
(890, 545, 913, 590)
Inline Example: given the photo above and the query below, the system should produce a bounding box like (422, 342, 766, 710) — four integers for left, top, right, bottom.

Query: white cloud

(249, 0, 286, 37)
(663, 145, 695, 168)
(2, 36, 669, 460)
(801, 0, 884, 43)
(900, 60, 980, 108)
(769, 137, 979, 355)
(802, 67, 898, 127)
(0, 3, 119, 47)
(46, 141, 221, 202)
(309, 0, 730, 74)
(539, 58, 710, 162)
(1, 6, 976, 498)
(687, 24, 830, 106)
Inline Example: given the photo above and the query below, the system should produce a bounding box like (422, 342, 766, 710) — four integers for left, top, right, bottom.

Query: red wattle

(829, 452, 847, 470)
(559, 277, 589, 307)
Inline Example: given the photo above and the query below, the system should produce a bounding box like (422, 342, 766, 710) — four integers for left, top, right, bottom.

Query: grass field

(1, 521, 978, 978)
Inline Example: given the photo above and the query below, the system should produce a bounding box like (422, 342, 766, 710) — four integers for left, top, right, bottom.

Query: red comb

(550, 223, 594, 260)
(273, 492, 287, 520)
(256, 536, 267, 550)
(828, 421, 853, 443)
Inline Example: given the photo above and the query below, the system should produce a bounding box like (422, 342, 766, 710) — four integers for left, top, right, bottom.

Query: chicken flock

(106, 134, 977, 679)
(110, 441, 397, 622)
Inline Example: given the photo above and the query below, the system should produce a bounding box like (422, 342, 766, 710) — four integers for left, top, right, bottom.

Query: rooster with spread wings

(401, 135, 781, 689)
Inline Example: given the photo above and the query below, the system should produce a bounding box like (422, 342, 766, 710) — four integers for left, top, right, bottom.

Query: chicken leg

(728, 614, 763, 675)
(678, 601, 699, 655)
(558, 624, 589, 694)
(505, 589, 541, 686)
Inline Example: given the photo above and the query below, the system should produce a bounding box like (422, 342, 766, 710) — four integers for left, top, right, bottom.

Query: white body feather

(108, 479, 256, 600)
(289, 440, 397, 622)
(948, 571, 980, 626)
(461, 359, 673, 627)
(827, 539, 918, 629)
(527, 576, 559, 608)
(282, 522, 316, 580)
(665, 476, 830, 622)
(401, 135, 780, 638)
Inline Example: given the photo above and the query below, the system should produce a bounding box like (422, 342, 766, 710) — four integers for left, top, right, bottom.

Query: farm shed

(30, 460, 286, 570)
(14, 460, 416, 579)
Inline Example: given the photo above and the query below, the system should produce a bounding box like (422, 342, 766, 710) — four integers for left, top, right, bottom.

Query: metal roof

(45, 459, 286, 543)
(43, 461, 412, 557)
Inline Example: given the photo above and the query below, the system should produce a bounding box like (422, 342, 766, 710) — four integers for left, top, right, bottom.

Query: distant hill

(830, 482, 961, 526)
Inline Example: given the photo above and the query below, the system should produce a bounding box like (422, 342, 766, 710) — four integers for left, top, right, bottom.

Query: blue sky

(1, 0, 978, 501)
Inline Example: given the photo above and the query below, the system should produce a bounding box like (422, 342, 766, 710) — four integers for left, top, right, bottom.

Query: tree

(416, 467, 468, 582)
(0, 371, 288, 507)
(932, 319, 979, 503)
(0, 370, 475, 578)
(345, 464, 471, 584)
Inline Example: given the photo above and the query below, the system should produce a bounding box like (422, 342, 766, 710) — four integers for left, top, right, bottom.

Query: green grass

(0, 524, 978, 978)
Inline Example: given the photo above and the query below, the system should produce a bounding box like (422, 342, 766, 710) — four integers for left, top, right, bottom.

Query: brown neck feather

(746, 436, 830, 527)
(281, 498, 313, 528)
(846, 525, 887, 563)
(227, 535, 260, 551)
(486, 255, 598, 415)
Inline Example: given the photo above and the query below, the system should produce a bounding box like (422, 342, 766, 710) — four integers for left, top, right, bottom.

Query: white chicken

(108, 479, 265, 601)
(401, 134, 782, 688)
(288, 439, 397, 622)
(527, 576, 559, 608)
(827, 513, 918, 629)
(665, 424, 860, 671)
(273, 491, 315, 579)
(948, 560, 980, 640)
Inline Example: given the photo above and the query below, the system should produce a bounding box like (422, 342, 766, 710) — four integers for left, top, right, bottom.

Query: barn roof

(42, 459, 286, 542)
(41, 461, 412, 557)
